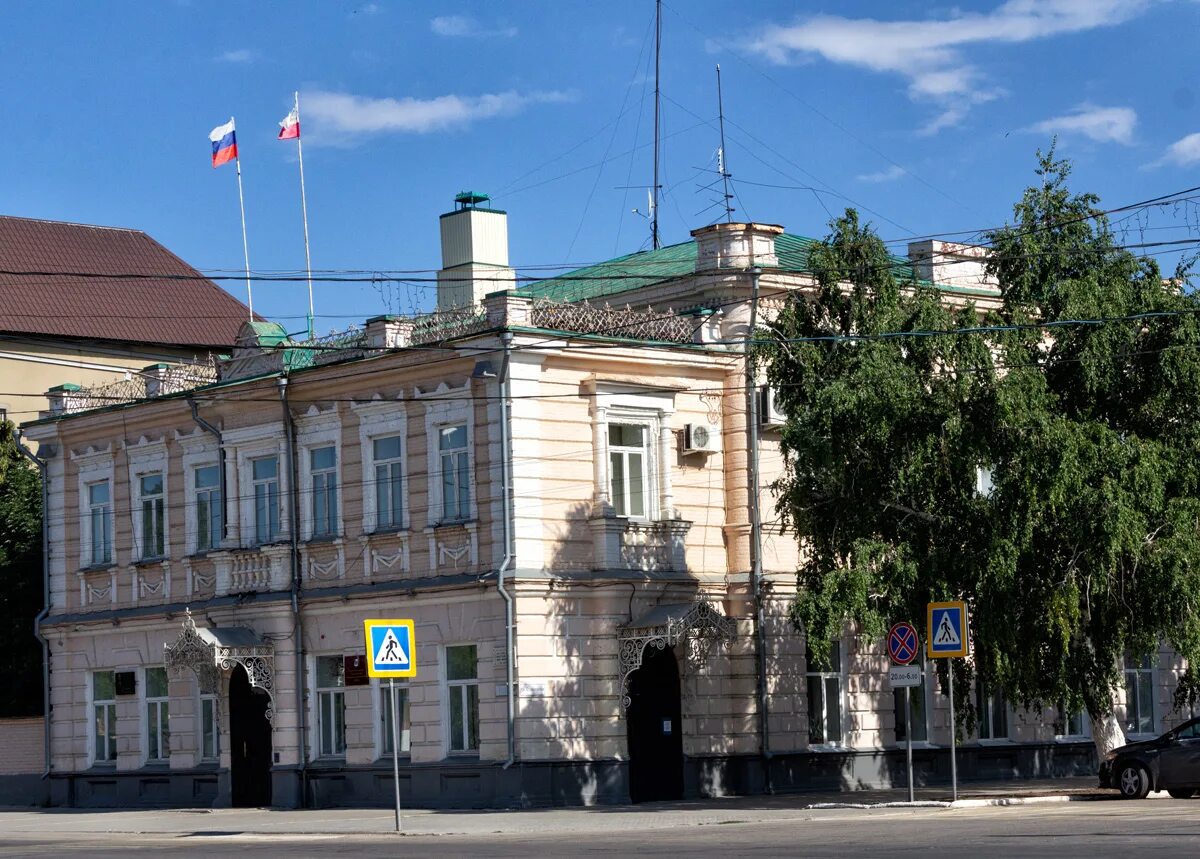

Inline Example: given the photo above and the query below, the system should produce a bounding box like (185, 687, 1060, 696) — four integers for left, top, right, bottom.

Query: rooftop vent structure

(437, 191, 516, 311)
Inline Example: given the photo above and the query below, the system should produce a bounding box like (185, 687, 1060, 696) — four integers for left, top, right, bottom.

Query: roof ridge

(0, 214, 143, 234)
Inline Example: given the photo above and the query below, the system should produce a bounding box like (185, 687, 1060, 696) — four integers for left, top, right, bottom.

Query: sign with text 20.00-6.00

(364, 619, 417, 678)
(926, 601, 969, 659)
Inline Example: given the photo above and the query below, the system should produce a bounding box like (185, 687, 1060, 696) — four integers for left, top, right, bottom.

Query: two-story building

(18, 197, 1190, 808)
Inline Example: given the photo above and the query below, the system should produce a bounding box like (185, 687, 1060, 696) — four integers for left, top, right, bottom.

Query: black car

(1099, 716, 1200, 798)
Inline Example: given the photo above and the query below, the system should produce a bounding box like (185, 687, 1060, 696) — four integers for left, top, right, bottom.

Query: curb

(806, 790, 1172, 810)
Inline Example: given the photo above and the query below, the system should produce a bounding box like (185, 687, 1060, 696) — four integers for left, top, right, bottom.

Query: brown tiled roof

(0, 215, 252, 349)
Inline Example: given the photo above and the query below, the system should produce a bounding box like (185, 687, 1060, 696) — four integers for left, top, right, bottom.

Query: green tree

(764, 149, 1200, 752)
(0, 419, 43, 717)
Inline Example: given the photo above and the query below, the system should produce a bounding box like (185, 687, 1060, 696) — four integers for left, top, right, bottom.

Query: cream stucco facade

(18, 222, 1194, 809)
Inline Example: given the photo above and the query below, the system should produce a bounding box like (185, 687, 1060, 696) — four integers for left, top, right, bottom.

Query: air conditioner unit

(759, 386, 786, 427)
(683, 422, 720, 453)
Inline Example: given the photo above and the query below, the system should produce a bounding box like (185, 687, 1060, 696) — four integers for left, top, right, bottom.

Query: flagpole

(294, 91, 315, 340)
(233, 122, 253, 319)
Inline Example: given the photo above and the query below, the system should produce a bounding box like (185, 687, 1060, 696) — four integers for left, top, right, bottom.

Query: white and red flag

(278, 106, 300, 140)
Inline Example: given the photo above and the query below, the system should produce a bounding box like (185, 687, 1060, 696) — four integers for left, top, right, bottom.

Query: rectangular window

(373, 436, 404, 530)
(893, 667, 928, 743)
(976, 683, 1009, 740)
(139, 473, 165, 559)
(316, 656, 346, 757)
(93, 671, 117, 764)
(195, 465, 222, 553)
(446, 645, 479, 753)
(380, 683, 411, 756)
(439, 424, 470, 522)
(806, 642, 843, 745)
(1124, 653, 1156, 735)
(87, 481, 113, 566)
(200, 695, 219, 760)
(145, 666, 170, 762)
(251, 456, 281, 544)
(608, 423, 647, 518)
(310, 446, 338, 537)
(1058, 705, 1090, 739)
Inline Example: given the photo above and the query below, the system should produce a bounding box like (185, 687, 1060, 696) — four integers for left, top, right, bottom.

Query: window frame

(86, 479, 114, 567)
(590, 386, 676, 525)
(143, 666, 170, 764)
(73, 446, 115, 570)
(1123, 652, 1158, 738)
(89, 669, 118, 766)
(137, 472, 166, 560)
(308, 445, 339, 539)
(197, 677, 220, 763)
(193, 464, 223, 554)
(225, 424, 289, 549)
(437, 423, 471, 523)
(250, 454, 282, 545)
(311, 654, 347, 760)
(892, 655, 932, 746)
(444, 644, 480, 755)
(374, 680, 412, 759)
(974, 681, 1011, 742)
(353, 399, 409, 534)
(805, 639, 847, 749)
(607, 421, 653, 521)
(421, 385, 477, 528)
(179, 431, 222, 555)
(296, 410, 344, 541)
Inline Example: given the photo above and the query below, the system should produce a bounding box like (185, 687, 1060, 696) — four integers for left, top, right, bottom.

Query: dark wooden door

(229, 665, 272, 807)
(627, 643, 684, 803)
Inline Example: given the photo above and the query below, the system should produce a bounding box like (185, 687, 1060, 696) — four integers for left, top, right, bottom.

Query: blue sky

(3, 1, 1199, 332)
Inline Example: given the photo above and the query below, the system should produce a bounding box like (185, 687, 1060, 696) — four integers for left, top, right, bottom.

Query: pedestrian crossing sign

(926, 601, 969, 658)
(364, 619, 417, 678)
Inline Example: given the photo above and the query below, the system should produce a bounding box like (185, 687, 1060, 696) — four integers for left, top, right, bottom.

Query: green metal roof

(518, 232, 926, 304)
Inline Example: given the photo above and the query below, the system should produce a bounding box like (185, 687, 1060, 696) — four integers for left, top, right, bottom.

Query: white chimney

(437, 191, 517, 311)
(691, 222, 784, 271)
(907, 240, 998, 292)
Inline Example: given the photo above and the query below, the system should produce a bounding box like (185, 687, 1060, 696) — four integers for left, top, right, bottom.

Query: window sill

(367, 526, 409, 538)
(375, 754, 413, 764)
(142, 760, 170, 769)
(806, 743, 853, 753)
(971, 738, 1016, 746)
(308, 756, 348, 768)
(134, 556, 168, 567)
(78, 563, 115, 574)
(1053, 736, 1091, 743)
(87, 762, 117, 771)
(891, 740, 935, 750)
(305, 534, 343, 545)
(429, 519, 476, 530)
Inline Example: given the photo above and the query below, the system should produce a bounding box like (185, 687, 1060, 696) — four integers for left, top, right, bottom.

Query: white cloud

(302, 89, 573, 142)
(1026, 104, 1137, 144)
(1148, 132, 1200, 168)
(744, 1, 1152, 132)
(856, 165, 906, 183)
(430, 14, 518, 38)
(214, 49, 256, 64)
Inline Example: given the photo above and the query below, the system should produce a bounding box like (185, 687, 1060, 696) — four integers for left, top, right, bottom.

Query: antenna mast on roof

(716, 64, 734, 223)
(652, 0, 662, 250)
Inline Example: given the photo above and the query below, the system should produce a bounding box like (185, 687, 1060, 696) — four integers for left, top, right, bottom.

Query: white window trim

(1054, 704, 1093, 742)
(72, 446, 115, 569)
(195, 678, 220, 763)
(179, 431, 220, 555)
(589, 383, 676, 521)
(225, 422, 289, 548)
(308, 654, 347, 761)
(354, 399, 409, 534)
(443, 643, 480, 756)
(892, 657, 933, 748)
(419, 383, 476, 527)
(126, 439, 169, 562)
(142, 665, 170, 764)
(973, 683, 1015, 744)
(373, 679, 411, 759)
(805, 638, 849, 751)
(1123, 653, 1160, 740)
(87, 669, 117, 767)
(296, 408, 344, 541)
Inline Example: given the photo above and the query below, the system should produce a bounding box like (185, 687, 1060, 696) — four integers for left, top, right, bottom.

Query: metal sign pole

(905, 685, 914, 803)
(948, 663, 958, 802)
(391, 677, 402, 832)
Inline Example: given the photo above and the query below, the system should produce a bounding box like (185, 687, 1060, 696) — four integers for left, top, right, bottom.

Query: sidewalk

(0, 777, 1130, 839)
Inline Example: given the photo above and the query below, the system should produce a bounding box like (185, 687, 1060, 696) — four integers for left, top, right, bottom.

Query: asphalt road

(2, 801, 1200, 858)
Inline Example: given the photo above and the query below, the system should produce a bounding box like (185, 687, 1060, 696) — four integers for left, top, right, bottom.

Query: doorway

(626, 643, 684, 803)
(229, 664, 272, 807)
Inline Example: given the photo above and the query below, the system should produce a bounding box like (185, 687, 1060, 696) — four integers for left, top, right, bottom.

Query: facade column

(659, 417, 675, 518)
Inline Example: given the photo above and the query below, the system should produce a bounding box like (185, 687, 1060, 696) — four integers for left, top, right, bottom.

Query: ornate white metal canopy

(164, 610, 276, 722)
(617, 600, 737, 709)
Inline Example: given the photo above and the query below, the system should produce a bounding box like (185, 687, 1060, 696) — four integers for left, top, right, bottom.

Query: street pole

(948, 664, 958, 802)
(391, 678, 401, 832)
(905, 686, 914, 803)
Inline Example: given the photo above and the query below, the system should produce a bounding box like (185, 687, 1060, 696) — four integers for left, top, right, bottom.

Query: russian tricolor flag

(209, 118, 238, 168)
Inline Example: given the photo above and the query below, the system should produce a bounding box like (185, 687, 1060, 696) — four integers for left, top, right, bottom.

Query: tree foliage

(764, 148, 1200, 735)
(0, 419, 43, 717)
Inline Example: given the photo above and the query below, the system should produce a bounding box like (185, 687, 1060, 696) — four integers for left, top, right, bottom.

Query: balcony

(590, 512, 691, 573)
(210, 546, 290, 595)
